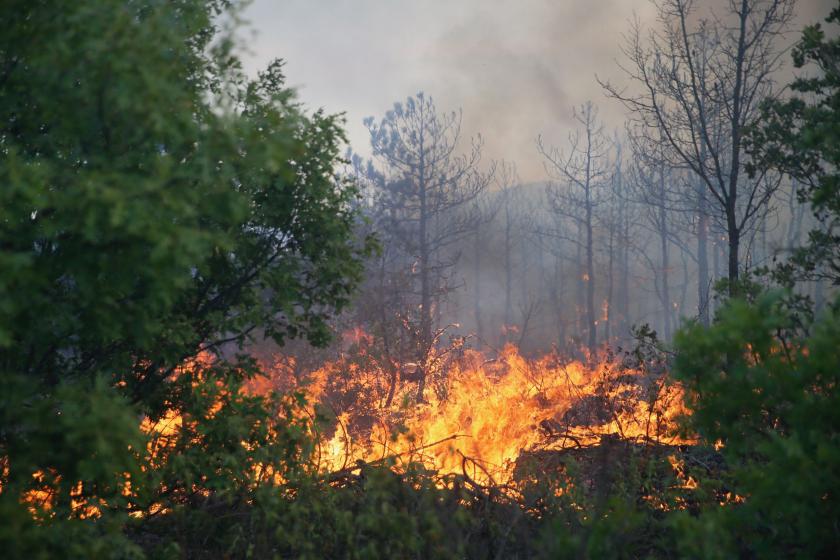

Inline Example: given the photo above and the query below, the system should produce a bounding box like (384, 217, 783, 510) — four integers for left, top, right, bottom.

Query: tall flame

(254, 341, 691, 485)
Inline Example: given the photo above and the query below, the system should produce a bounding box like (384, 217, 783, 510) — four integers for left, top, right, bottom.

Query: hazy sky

(238, 0, 832, 182)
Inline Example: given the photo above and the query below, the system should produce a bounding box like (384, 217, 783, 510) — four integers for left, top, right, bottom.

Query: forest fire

(16, 341, 692, 519)
(7, 0, 839, 556)
(245, 338, 692, 486)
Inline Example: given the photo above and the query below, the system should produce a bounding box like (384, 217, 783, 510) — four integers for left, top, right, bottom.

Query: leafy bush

(672, 293, 840, 558)
(0, 0, 369, 557)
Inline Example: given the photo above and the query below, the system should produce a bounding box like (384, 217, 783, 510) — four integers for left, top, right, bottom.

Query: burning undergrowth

(122, 330, 740, 559)
(19, 334, 734, 558)
(244, 330, 698, 495)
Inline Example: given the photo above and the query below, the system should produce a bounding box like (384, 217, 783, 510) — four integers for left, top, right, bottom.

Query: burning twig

(324, 433, 469, 483)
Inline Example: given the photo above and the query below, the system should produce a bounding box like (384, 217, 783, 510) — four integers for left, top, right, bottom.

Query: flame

(261, 341, 692, 486)
(667, 454, 699, 490)
(8, 340, 695, 519)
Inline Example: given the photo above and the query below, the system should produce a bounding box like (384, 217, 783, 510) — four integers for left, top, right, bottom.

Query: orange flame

(258, 341, 692, 485)
(8, 340, 696, 521)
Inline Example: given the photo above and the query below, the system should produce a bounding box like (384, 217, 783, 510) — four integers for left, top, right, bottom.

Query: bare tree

(601, 135, 638, 342)
(695, 162, 712, 324)
(628, 150, 679, 340)
(532, 205, 576, 350)
(495, 161, 521, 337)
(469, 181, 503, 346)
(601, 0, 794, 294)
(538, 102, 612, 355)
(366, 93, 493, 401)
(346, 154, 415, 407)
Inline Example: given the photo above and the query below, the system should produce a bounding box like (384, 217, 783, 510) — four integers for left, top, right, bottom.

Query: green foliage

(673, 292, 840, 558)
(268, 468, 470, 560)
(0, 0, 370, 557)
(0, 376, 146, 559)
(746, 2, 840, 283)
(0, 0, 370, 404)
(534, 289, 840, 559)
(536, 457, 676, 560)
(532, 436, 719, 560)
(667, 7, 840, 553)
(136, 361, 315, 507)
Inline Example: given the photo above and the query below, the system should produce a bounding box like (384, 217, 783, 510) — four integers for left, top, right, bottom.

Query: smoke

(239, 0, 833, 182)
(237, 0, 652, 182)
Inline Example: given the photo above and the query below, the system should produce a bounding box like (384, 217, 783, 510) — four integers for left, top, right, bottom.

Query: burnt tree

(366, 93, 493, 402)
(538, 102, 611, 356)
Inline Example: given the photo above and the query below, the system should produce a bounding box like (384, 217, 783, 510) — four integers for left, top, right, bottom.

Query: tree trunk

(584, 119, 597, 356)
(381, 258, 399, 408)
(697, 161, 710, 326)
(575, 223, 585, 344)
(473, 228, 483, 344)
(658, 172, 672, 341)
(417, 143, 430, 403)
(815, 274, 825, 315)
(726, 204, 740, 296)
(620, 201, 630, 337)
(724, 0, 748, 295)
(551, 255, 566, 348)
(504, 202, 513, 334)
(585, 202, 597, 355)
(605, 213, 615, 342)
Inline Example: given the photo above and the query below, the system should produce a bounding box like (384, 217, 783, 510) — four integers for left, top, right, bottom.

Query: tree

(469, 172, 505, 346)
(606, 138, 637, 340)
(628, 149, 679, 340)
(365, 93, 493, 401)
(747, 2, 840, 285)
(673, 292, 840, 557)
(0, 0, 370, 553)
(695, 164, 713, 325)
(602, 0, 794, 295)
(538, 102, 611, 355)
(671, 9, 840, 551)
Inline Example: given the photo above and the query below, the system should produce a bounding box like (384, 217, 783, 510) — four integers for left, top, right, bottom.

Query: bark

(620, 199, 631, 335)
(584, 124, 598, 355)
(697, 175, 711, 326)
(473, 228, 483, 343)
(576, 223, 585, 340)
(726, 202, 740, 293)
(605, 216, 615, 342)
(381, 258, 400, 408)
(538, 102, 608, 357)
(601, 0, 794, 298)
(658, 171, 672, 341)
(417, 123, 430, 403)
(551, 255, 566, 348)
(504, 199, 513, 331)
(366, 94, 492, 404)
(585, 196, 597, 354)
(721, 0, 750, 293)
